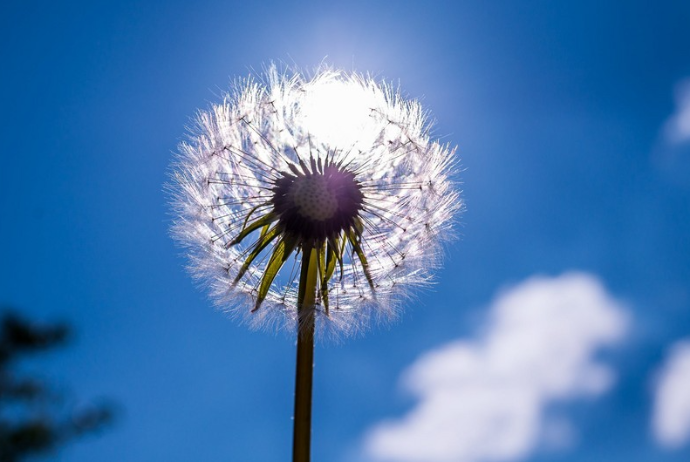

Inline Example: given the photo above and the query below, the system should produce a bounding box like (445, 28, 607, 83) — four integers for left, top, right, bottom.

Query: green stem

(293, 245, 317, 462)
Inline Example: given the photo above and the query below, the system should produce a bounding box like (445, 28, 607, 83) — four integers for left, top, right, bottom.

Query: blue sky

(1, 1, 690, 461)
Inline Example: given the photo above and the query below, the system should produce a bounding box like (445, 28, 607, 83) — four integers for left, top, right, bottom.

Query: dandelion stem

(293, 245, 317, 462)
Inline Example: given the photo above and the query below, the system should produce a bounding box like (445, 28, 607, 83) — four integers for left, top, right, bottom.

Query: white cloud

(653, 340, 690, 448)
(363, 272, 628, 462)
(664, 79, 690, 145)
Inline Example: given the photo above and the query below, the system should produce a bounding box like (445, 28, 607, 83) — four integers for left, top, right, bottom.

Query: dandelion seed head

(169, 65, 461, 337)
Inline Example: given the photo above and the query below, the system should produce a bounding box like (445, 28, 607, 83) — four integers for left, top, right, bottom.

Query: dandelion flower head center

(272, 162, 364, 243)
(291, 175, 338, 220)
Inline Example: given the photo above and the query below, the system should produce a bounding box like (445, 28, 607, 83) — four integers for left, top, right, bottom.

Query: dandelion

(169, 65, 460, 461)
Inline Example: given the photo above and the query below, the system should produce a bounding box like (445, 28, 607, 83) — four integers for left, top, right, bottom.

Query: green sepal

(241, 202, 271, 231)
(252, 234, 299, 312)
(258, 223, 270, 241)
(288, 162, 301, 176)
(327, 235, 345, 283)
(324, 237, 339, 283)
(297, 156, 311, 175)
(229, 212, 276, 247)
(234, 225, 281, 284)
(346, 227, 375, 291)
(317, 244, 330, 316)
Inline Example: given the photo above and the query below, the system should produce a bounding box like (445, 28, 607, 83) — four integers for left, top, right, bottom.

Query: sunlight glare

(301, 79, 378, 150)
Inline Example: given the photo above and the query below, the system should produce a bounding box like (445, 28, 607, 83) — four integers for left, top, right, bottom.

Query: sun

(300, 78, 379, 150)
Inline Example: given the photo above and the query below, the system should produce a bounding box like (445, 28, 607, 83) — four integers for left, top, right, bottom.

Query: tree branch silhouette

(0, 308, 114, 462)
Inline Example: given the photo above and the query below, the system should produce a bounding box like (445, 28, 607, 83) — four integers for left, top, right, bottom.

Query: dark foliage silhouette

(0, 309, 114, 462)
